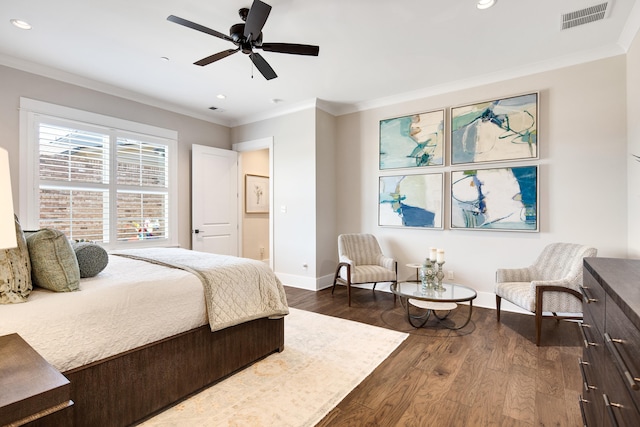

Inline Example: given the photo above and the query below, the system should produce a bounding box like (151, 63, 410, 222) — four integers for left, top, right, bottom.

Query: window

(20, 98, 178, 249)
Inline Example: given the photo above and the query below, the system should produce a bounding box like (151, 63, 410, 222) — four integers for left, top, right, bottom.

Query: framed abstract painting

(450, 166, 538, 231)
(379, 173, 443, 229)
(379, 109, 445, 170)
(450, 93, 538, 165)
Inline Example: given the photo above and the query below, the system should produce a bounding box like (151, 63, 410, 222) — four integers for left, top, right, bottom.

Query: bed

(0, 247, 288, 426)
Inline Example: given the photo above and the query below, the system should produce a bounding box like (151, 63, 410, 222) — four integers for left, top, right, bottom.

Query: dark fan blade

(194, 48, 239, 66)
(250, 52, 277, 80)
(260, 43, 319, 56)
(244, 0, 271, 41)
(167, 15, 234, 43)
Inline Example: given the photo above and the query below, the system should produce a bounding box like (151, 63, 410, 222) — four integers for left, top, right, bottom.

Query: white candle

(437, 249, 445, 264)
(429, 247, 437, 261)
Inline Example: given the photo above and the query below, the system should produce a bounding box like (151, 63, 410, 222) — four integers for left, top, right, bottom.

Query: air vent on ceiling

(561, 2, 612, 30)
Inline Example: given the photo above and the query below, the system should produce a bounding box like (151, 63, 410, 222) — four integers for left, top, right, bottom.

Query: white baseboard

(276, 273, 321, 291)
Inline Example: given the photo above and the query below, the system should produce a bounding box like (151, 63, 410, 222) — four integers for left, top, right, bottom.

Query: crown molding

(0, 54, 232, 127)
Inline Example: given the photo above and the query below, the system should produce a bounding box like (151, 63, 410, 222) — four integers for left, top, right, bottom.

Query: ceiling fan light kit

(168, 0, 319, 81)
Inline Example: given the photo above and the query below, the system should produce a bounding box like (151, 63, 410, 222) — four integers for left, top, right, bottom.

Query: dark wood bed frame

(60, 316, 284, 426)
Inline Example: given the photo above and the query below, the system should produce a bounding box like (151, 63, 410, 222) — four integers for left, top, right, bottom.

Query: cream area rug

(140, 308, 408, 427)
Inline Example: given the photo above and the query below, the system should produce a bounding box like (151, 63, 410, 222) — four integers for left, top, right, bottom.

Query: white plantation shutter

(21, 99, 177, 249)
(116, 138, 169, 242)
(38, 123, 110, 241)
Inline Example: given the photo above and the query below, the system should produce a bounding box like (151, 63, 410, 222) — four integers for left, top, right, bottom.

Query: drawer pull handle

(603, 394, 620, 427)
(578, 358, 596, 391)
(579, 323, 596, 348)
(604, 333, 639, 390)
(579, 285, 598, 303)
(578, 396, 589, 427)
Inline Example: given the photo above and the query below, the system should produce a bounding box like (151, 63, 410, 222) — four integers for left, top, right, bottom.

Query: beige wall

(240, 149, 269, 261)
(1, 50, 634, 306)
(628, 29, 640, 257)
(315, 108, 338, 278)
(335, 55, 628, 308)
(233, 107, 338, 287)
(0, 65, 231, 250)
(232, 108, 319, 288)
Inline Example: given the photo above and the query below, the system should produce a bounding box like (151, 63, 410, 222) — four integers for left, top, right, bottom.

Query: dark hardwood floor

(285, 285, 584, 427)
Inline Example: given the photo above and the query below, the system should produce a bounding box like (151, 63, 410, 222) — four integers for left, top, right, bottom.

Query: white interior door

(191, 144, 238, 256)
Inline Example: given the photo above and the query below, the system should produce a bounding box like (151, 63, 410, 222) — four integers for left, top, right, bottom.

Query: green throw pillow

(0, 216, 32, 303)
(71, 241, 108, 278)
(26, 229, 80, 292)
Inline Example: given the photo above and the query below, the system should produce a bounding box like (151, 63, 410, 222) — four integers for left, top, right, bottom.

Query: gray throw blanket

(111, 248, 289, 331)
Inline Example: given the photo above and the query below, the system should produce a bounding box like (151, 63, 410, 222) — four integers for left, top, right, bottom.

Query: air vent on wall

(561, 2, 612, 30)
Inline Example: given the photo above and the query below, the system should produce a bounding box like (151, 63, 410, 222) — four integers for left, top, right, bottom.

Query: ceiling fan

(167, 0, 320, 80)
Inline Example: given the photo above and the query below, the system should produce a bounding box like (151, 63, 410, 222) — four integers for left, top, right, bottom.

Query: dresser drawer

(605, 300, 640, 412)
(599, 338, 640, 426)
(580, 348, 604, 426)
(601, 368, 640, 427)
(581, 306, 603, 350)
(581, 269, 606, 333)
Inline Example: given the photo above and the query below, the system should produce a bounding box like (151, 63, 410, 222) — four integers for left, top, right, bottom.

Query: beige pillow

(0, 216, 32, 303)
(27, 229, 80, 292)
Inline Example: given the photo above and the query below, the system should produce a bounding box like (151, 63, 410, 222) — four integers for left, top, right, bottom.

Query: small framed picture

(245, 174, 269, 214)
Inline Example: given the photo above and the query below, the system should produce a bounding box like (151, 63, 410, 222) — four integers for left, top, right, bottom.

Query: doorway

(233, 137, 273, 270)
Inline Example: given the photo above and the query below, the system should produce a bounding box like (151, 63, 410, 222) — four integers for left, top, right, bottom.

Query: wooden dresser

(579, 258, 640, 426)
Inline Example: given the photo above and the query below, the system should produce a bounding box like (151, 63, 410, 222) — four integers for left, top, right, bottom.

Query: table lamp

(0, 147, 17, 250)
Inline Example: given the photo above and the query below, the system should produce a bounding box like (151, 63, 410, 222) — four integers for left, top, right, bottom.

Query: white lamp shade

(0, 147, 17, 250)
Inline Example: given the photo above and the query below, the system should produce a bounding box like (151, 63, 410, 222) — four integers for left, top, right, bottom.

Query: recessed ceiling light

(216, 94, 226, 100)
(477, 0, 496, 10)
(10, 19, 32, 30)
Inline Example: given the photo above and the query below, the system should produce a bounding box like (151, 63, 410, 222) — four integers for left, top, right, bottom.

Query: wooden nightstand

(0, 334, 73, 427)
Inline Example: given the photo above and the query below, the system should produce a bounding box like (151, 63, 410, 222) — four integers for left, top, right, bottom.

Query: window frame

(19, 97, 178, 249)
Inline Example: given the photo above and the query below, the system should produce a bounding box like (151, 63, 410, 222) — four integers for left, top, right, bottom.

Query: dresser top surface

(584, 257, 640, 328)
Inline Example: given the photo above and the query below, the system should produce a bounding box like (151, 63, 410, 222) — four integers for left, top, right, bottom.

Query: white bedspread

(0, 255, 207, 372)
(112, 248, 289, 332)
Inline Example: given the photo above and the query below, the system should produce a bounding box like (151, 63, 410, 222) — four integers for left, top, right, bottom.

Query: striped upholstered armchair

(495, 242, 597, 346)
(331, 234, 397, 306)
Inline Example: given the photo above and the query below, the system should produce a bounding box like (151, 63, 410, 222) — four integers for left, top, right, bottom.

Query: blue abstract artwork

(380, 110, 445, 170)
(379, 173, 443, 229)
(451, 93, 538, 165)
(451, 166, 538, 231)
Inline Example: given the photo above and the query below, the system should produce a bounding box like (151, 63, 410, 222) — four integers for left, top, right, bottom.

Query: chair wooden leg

(347, 282, 351, 307)
(535, 311, 542, 346)
(535, 288, 544, 346)
(496, 295, 502, 322)
(331, 265, 341, 295)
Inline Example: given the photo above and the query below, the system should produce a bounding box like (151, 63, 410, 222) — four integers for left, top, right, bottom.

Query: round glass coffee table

(391, 281, 477, 329)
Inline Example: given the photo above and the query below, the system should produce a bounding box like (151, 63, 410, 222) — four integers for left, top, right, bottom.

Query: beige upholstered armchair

(495, 242, 597, 346)
(331, 234, 397, 306)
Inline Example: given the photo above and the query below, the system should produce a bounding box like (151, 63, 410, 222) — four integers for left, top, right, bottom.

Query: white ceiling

(1, 0, 638, 127)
